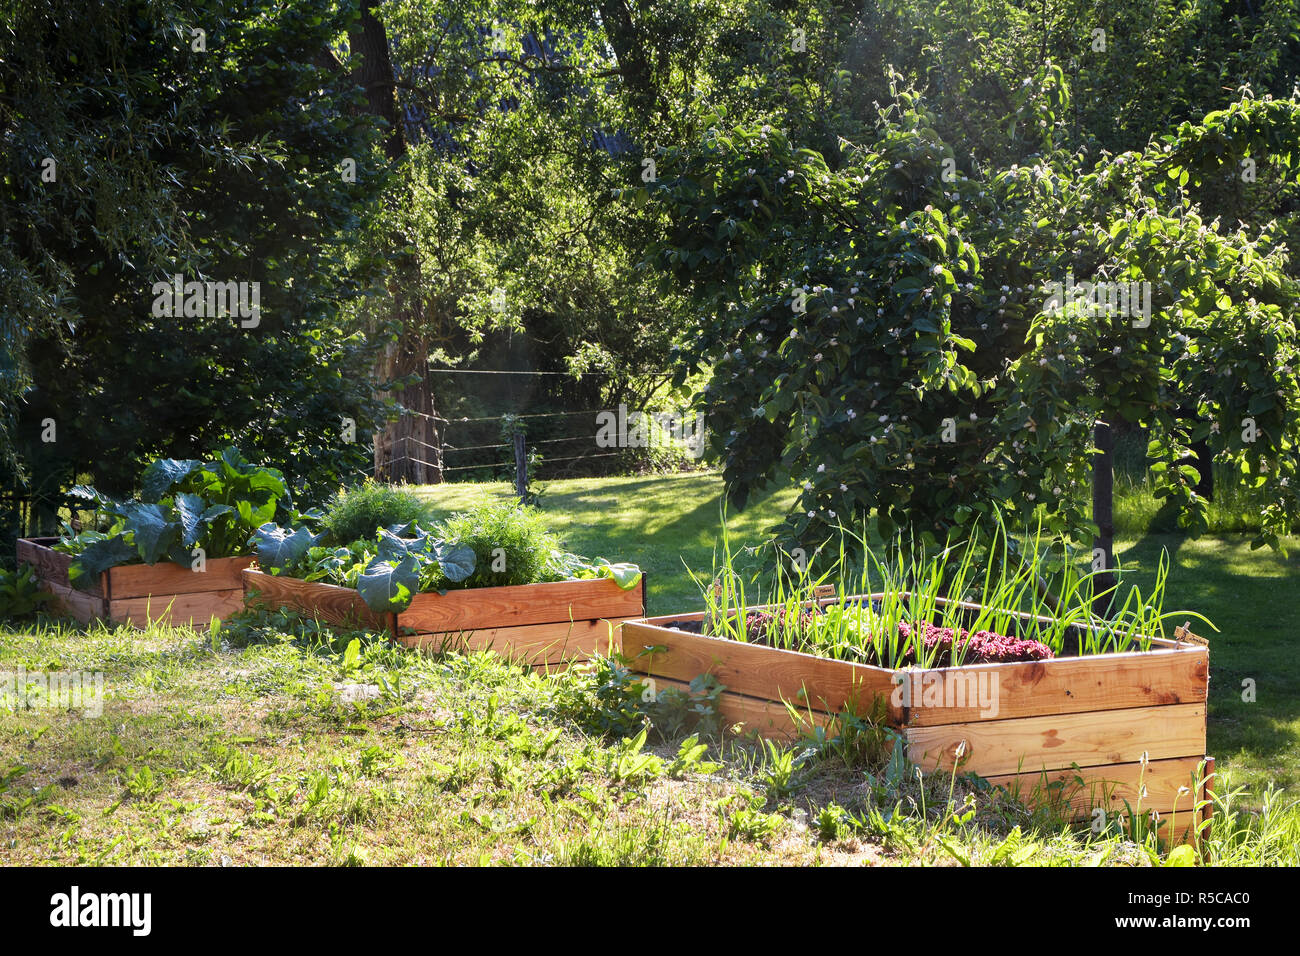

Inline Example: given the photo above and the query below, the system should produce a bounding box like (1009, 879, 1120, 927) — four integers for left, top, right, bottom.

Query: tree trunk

(1189, 436, 1214, 501)
(597, 0, 660, 123)
(351, 0, 404, 163)
(349, 0, 443, 484)
(372, 326, 442, 484)
(1092, 418, 1116, 615)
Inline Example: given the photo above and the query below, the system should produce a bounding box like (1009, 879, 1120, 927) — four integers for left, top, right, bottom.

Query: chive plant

(690, 511, 1214, 666)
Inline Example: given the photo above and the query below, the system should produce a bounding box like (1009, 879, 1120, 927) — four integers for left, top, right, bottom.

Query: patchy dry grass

(0, 616, 851, 866)
(3, 612, 1297, 866)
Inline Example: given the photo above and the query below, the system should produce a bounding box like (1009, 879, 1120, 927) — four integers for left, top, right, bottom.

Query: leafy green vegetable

(60, 447, 303, 590)
(425, 503, 561, 590)
(546, 551, 643, 590)
(357, 556, 422, 613)
(601, 562, 643, 590)
(66, 535, 137, 589)
(0, 564, 53, 621)
(253, 520, 476, 613)
(250, 524, 321, 571)
(119, 502, 180, 565)
(437, 543, 476, 583)
(252, 504, 640, 613)
(174, 493, 208, 546)
(318, 482, 431, 546)
(141, 459, 204, 502)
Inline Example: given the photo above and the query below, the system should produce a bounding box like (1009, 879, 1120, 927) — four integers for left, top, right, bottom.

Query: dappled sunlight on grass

(414, 473, 797, 611)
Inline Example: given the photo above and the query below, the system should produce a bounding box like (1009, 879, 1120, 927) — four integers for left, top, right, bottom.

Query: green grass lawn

(413, 472, 797, 612)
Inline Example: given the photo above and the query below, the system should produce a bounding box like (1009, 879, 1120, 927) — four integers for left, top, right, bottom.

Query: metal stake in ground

(514, 430, 528, 504)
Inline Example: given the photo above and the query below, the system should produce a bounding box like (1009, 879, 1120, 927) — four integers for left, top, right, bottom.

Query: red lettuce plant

(897, 621, 1053, 665)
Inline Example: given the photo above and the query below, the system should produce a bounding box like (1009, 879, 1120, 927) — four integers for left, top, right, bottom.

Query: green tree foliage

(650, 68, 1300, 548)
(346, 0, 701, 478)
(0, 0, 389, 521)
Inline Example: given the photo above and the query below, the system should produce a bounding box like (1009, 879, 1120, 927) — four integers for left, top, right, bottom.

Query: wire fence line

(444, 435, 601, 452)
(405, 407, 618, 425)
(378, 421, 617, 479)
(376, 369, 646, 484)
(383, 452, 443, 472)
(425, 368, 611, 377)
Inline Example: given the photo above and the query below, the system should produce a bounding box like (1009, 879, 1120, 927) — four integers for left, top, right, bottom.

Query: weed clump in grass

(320, 481, 430, 546)
(550, 654, 724, 741)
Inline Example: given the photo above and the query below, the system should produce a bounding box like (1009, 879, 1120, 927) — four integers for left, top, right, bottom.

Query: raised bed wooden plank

(397, 577, 645, 633)
(905, 702, 1206, 777)
(20, 538, 254, 626)
(650, 676, 832, 742)
(980, 755, 1210, 820)
(110, 556, 254, 599)
(110, 587, 246, 627)
(898, 645, 1208, 726)
(620, 620, 901, 721)
(18, 538, 103, 596)
(621, 609, 1204, 728)
(398, 619, 617, 666)
(42, 581, 107, 624)
(242, 570, 391, 632)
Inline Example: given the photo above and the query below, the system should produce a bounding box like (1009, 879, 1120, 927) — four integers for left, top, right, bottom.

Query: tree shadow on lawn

(542, 478, 792, 583)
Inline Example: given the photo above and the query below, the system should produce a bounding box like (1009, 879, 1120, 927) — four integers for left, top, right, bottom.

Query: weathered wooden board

(41, 581, 108, 624)
(397, 577, 645, 634)
(17, 538, 102, 596)
(621, 610, 1206, 726)
(399, 619, 617, 666)
(619, 597, 1210, 838)
(980, 755, 1210, 820)
(904, 703, 1206, 777)
(110, 587, 246, 628)
(621, 619, 900, 721)
(242, 570, 391, 632)
(21, 538, 252, 627)
(621, 619, 1207, 732)
(897, 646, 1208, 725)
(244, 570, 645, 662)
(111, 556, 253, 599)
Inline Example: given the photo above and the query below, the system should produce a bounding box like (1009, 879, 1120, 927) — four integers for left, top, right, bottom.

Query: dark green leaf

(120, 502, 181, 564)
(249, 523, 319, 571)
(140, 459, 204, 502)
(436, 544, 476, 583)
(68, 535, 136, 591)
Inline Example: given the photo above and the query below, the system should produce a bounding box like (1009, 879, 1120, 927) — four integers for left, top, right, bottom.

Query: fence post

(514, 430, 528, 503)
(1092, 417, 1116, 615)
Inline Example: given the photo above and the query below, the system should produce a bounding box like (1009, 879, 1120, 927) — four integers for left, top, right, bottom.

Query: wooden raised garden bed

(17, 537, 254, 627)
(242, 568, 648, 667)
(620, 594, 1212, 843)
